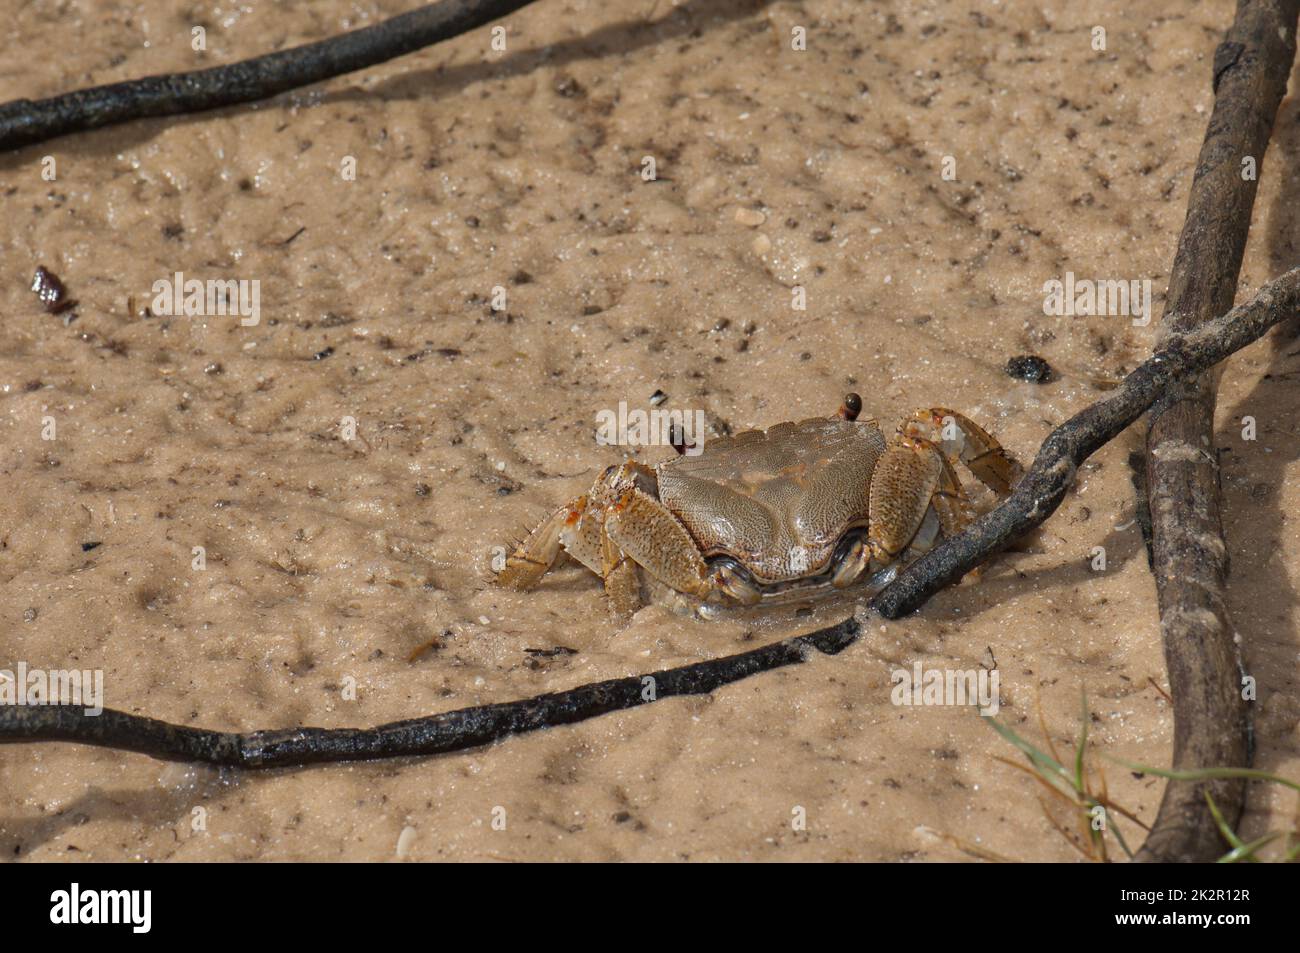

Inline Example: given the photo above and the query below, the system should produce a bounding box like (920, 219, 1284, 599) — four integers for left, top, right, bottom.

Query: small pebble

(31, 265, 73, 314)
(1005, 354, 1054, 383)
(554, 76, 584, 98)
(734, 207, 767, 227)
(649, 389, 668, 406)
(396, 825, 417, 859)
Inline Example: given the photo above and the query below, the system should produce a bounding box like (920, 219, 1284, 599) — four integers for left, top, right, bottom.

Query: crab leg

(924, 446, 977, 538)
(899, 408, 1021, 496)
(496, 497, 585, 589)
(866, 434, 944, 563)
(604, 487, 713, 600)
(599, 528, 644, 617)
(560, 494, 607, 576)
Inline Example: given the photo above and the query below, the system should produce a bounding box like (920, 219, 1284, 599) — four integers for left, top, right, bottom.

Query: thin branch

(4, 269, 1299, 767)
(1135, 0, 1299, 864)
(0, 619, 859, 767)
(0, 0, 539, 152)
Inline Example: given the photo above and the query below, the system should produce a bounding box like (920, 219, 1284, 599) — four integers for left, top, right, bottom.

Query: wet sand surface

(2, 0, 1298, 861)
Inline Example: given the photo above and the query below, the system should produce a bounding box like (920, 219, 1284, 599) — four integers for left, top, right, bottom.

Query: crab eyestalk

(668, 420, 696, 455)
(838, 392, 863, 422)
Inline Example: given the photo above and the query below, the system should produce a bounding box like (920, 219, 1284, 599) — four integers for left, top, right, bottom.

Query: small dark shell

(1005, 354, 1054, 383)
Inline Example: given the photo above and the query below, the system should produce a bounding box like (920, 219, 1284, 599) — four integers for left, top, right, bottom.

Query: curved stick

(0, 619, 859, 767)
(4, 270, 1298, 767)
(0, 0, 539, 151)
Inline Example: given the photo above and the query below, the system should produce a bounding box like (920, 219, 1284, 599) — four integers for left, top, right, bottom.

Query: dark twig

(0, 619, 859, 767)
(1135, 0, 1299, 864)
(4, 269, 1300, 767)
(0, 0, 539, 152)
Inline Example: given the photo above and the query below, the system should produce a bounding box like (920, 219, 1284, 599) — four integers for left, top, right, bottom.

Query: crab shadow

(918, 511, 1148, 622)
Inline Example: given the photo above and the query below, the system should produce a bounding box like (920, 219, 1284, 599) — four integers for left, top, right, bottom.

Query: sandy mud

(1, 0, 1298, 861)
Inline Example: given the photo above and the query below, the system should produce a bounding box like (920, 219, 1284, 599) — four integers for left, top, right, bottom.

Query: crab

(496, 394, 1021, 616)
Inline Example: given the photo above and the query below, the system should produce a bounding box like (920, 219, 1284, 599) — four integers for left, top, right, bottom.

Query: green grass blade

(1218, 832, 1281, 863)
(987, 718, 1074, 794)
(1074, 690, 1089, 795)
(1113, 761, 1300, 793)
(1105, 809, 1136, 860)
(1204, 792, 1246, 851)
